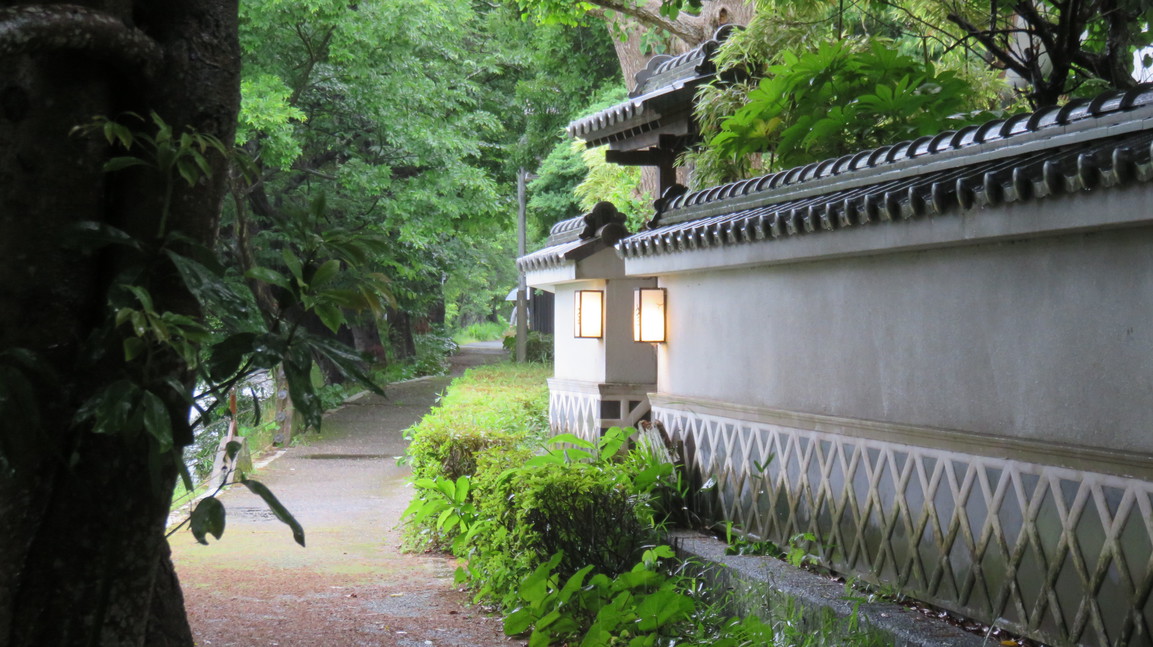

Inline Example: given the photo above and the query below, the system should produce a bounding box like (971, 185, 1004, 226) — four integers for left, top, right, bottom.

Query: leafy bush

(463, 460, 654, 605)
(411, 330, 458, 377)
(447, 428, 674, 610)
(402, 363, 550, 548)
(409, 426, 521, 483)
(502, 546, 703, 646)
(404, 363, 550, 479)
(710, 39, 982, 171)
(502, 330, 553, 364)
(453, 321, 509, 345)
(401, 369, 891, 646)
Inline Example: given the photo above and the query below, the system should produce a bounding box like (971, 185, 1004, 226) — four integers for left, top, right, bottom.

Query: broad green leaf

(103, 156, 149, 172)
(207, 332, 257, 381)
(244, 266, 292, 290)
(453, 475, 470, 503)
(176, 451, 195, 493)
(225, 440, 243, 462)
(63, 221, 142, 252)
(557, 565, 594, 604)
(123, 337, 147, 362)
(282, 249, 304, 284)
(534, 609, 561, 630)
(240, 476, 306, 546)
(504, 607, 536, 636)
(546, 433, 594, 450)
(176, 158, 198, 187)
(314, 302, 344, 334)
(190, 496, 226, 544)
(309, 259, 341, 288)
(140, 390, 173, 453)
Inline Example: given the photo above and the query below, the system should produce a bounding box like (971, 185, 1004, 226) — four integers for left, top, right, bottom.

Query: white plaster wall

(554, 281, 606, 383)
(660, 225, 1153, 453)
(604, 278, 658, 384)
(554, 278, 659, 385)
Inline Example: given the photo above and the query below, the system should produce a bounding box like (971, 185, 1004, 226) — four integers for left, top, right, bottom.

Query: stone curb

(669, 530, 988, 647)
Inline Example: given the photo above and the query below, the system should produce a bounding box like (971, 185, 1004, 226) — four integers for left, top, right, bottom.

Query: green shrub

(492, 461, 654, 577)
(501, 330, 553, 364)
(452, 428, 674, 609)
(401, 368, 891, 646)
(454, 321, 508, 345)
(408, 426, 521, 482)
(411, 330, 458, 377)
(404, 363, 550, 481)
(402, 363, 550, 549)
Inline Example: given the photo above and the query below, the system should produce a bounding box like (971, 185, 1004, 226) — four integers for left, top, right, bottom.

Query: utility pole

(516, 167, 528, 363)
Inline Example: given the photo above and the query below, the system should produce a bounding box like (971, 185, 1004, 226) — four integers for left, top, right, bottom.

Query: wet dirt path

(172, 343, 522, 647)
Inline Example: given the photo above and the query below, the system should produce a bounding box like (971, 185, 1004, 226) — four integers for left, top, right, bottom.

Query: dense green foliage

(527, 87, 650, 236)
(708, 40, 986, 173)
(403, 363, 551, 484)
(460, 430, 672, 601)
(228, 0, 621, 359)
(453, 321, 509, 345)
(688, 0, 1153, 185)
(684, 1, 1005, 184)
(402, 374, 889, 645)
(502, 330, 555, 364)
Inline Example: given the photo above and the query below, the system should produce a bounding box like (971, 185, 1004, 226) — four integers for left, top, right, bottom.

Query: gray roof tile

(619, 85, 1153, 259)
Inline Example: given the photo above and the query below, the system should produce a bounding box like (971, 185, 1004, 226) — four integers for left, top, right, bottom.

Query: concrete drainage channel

(670, 530, 986, 647)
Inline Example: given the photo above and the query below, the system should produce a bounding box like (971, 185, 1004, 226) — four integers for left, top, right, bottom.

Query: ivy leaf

(190, 496, 227, 545)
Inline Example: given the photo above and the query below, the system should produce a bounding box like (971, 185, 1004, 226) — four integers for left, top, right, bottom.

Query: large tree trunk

(0, 2, 239, 645)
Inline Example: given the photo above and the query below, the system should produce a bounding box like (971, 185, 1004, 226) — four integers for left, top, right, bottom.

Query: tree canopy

(230, 0, 619, 351)
(671, 0, 1153, 185)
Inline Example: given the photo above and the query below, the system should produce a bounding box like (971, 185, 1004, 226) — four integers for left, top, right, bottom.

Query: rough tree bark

(596, 0, 754, 90)
(0, 2, 239, 645)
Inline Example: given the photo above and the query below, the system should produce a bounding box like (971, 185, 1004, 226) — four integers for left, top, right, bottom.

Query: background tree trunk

(600, 1, 755, 202)
(0, 2, 239, 645)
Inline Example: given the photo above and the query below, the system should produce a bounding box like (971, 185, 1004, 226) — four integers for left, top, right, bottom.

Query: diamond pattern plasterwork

(656, 405, 1153, 647)
(549, 387, 651, 446)
(549, 389, 598, 445)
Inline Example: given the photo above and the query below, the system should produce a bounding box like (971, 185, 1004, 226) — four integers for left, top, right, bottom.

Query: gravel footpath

(172, 343, 523, 647)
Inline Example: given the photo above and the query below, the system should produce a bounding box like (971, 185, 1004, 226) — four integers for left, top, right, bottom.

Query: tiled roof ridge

(547, 214, 587, 245)
(655, 84, 1153, 223)
(630, 25, 738, 98)
(566, 25, 739, 144)
(518, 203, 630, 272)
(617, 85, 1153, 259)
